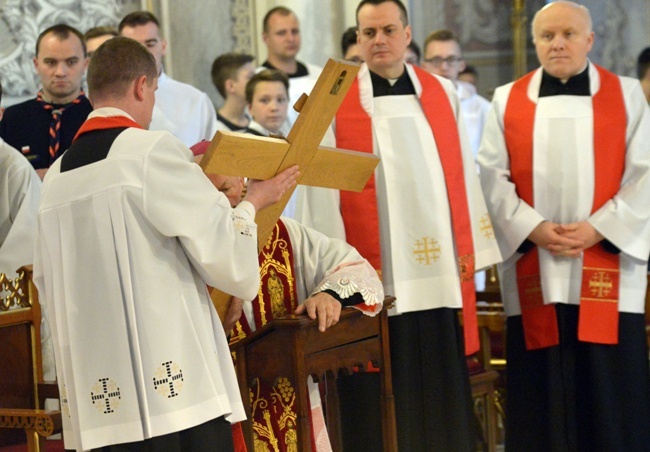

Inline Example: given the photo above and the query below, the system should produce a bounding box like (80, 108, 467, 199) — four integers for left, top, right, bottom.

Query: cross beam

(200, 59, 380, 320)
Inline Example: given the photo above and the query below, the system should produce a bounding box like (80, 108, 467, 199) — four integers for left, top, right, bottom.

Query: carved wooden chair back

(0, 266, 62, 451)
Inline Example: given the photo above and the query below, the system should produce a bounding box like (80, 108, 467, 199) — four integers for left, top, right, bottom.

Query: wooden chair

(469, 264, 507, 451)
(230, 297, 397, 452)
(476, 264, 507, 371)
(0, 266, 62, 451)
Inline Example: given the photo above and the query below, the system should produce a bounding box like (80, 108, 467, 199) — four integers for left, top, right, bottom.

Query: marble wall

(1, 0, 648, 108)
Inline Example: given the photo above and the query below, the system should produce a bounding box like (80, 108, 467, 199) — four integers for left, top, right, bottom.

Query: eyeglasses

(423, 56, 462, 67)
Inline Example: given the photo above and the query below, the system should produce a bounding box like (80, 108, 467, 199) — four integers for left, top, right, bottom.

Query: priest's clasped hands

(528, 220, 605, 258)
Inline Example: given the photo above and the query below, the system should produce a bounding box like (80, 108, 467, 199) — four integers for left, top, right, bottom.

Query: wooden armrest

(230, 296, 396, 352)
(38, 381, 60, 400)
(0, 408, 62, 436)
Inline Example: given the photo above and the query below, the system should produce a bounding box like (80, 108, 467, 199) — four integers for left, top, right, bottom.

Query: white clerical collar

(88, 107, 136, 122)
(247, 120, 274, 136)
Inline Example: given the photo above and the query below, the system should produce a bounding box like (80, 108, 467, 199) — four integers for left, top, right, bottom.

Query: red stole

(336, 67, 480, 355)
(73, 115, 143, 141)
(504, 65, 626, 349)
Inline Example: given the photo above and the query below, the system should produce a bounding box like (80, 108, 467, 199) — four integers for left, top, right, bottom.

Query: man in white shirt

(479, 2, 650, 450)
(259, 6, 322, 134)
(119, 11, 218, 146)
(33, 36, 298, 451)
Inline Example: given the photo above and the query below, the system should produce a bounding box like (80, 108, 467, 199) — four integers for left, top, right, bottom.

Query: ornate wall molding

(230, 0, 255, 54)
(0, 0, 139, 105)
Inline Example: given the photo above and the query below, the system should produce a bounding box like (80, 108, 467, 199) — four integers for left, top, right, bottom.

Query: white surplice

(354, 64, 501, 315)
(0, 139, 56, 382)
(0, 138, 41, 278)
(283, 62, 322, 135)
(150, 72, 218, 146)
(458, 80, 491, 161)
(479, 64, 650, 317)
(33, 108, 258, 451)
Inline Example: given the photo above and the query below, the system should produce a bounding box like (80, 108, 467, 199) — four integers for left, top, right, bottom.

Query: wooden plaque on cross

(199, 58, 379, 320)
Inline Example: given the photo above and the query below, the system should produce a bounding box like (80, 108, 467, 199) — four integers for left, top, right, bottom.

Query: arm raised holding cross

(200, 58, 380, 321)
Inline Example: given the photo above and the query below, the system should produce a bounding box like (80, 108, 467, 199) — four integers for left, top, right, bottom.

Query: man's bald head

(531, 1, 594, 82)
(532, 1, 592, 37)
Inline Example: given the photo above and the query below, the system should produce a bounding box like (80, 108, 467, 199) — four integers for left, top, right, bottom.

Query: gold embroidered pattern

(413, 237, 441, 265)
(267, 268, 286, 318)
(588, 270, 615, 300)
(458, 254, 475, 282)
(480, 213, 495, 240)
(258, 224, 296, 326)
(285, 419, 298, 452)
(519, 275, 543, 308)
(0, 270, 30, 311)
(231, 319, 247, 344)
(250, 377, 297, 451)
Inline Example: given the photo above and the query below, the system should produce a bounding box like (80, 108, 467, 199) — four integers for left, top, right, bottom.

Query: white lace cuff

(311, 260, 384, 308)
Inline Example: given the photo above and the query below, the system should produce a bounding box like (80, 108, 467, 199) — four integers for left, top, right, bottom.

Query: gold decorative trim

(0, 270, 31, 312)
(479, 213, 495, 240)
(0, 412, 56, 436)
(459, 254, 476, 283)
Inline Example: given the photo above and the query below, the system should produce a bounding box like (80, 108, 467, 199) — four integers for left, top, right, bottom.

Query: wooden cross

(200, 59, 380, 320)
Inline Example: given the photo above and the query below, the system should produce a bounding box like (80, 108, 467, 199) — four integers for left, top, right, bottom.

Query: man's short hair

(211, 53, 255, 98)
(87, 37, 157, 101)
(356, 0, 409, 27)
(36, 24, 86, 57)
(84, 25, 118, 42)
(424, 29, 460, 51)
(341, 26, 358, 56)
(118, 11, 161, 33)
(637, 47, 650, 80)
(245, 69, 289, 104)
(262, 6, 295, 33)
